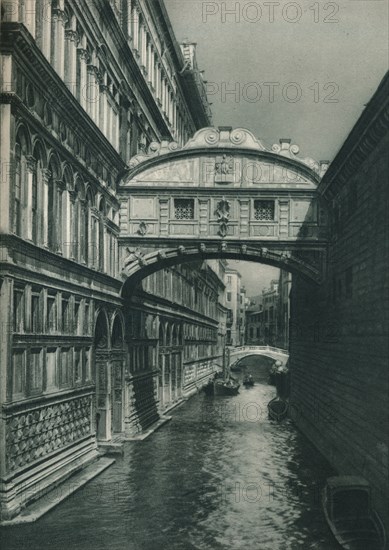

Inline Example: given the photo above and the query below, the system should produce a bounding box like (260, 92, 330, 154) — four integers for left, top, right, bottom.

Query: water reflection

(2, 357, 337, 550)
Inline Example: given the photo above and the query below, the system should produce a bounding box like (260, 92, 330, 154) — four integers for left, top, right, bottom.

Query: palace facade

(0, 0, 220, 520)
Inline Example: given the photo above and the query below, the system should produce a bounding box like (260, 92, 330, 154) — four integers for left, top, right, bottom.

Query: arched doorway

(111, 315, 125, 433)
(94, 310, 110, 440)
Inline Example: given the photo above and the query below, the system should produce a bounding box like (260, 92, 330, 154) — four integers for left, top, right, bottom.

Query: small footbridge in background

(228, 345, 289, 368)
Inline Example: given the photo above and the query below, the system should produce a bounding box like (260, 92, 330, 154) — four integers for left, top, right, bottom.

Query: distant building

(225, 267, 246, 346)
(245, 272, 291, 348)
(276, 270, 292, 349)
(245, 295, 263, 344)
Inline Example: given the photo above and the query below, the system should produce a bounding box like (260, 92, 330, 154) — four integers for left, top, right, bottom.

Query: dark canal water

(2, 357, 338, 550)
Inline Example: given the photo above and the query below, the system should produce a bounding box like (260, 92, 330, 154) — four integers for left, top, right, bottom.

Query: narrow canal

(2, 357, 338, 550)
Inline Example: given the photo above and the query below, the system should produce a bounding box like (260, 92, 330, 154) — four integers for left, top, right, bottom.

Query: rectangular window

(227, 292, 232, 302)
(84, 348, 91, 381)
(13, 289, 24, 332)
(84, 301, 90, 335)
(12, 350, 25, 396)
(47, 294, 57, 333)
(46, 348, 57, 390)
(254, 200, 275, 221)
(174, 198, 194, 220)
(74, 300, 81, 335)
(60, 348, 72, 387)
(62, 296, 70, 333)
(30, 348, 43, 392)
(31, 291, 40, 333)
(74, 348, 82, 383)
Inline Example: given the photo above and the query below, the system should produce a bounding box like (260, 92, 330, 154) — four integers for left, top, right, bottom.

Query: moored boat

(267, 397, 288, 421)
(322, 476, 386, 550)
(214, 377, 240, 396)
(243, 374, 254, 387)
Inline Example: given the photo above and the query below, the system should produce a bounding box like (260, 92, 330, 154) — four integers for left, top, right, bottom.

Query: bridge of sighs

(118, 126, 330, 291)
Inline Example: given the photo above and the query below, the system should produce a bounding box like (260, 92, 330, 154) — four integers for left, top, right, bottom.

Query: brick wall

(289, 77, 389, 529)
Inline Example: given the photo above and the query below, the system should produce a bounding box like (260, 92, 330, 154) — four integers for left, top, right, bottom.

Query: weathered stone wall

(290, 85, 389, 529)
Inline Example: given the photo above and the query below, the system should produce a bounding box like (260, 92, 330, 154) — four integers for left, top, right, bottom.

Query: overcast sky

(165, 0, 388, 162)
(165, 0, 387, 295)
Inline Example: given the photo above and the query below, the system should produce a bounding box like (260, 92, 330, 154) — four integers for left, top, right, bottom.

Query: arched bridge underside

(228, 346, 289, 367)
(119, 127, 329, 294)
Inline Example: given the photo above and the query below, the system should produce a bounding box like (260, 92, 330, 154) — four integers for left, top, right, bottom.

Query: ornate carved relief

(137, 221, 148, 236)
(215, 198, 231, 238)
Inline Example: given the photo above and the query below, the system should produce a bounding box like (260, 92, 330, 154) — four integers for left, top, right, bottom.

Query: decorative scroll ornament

(272, 139, 320, 173)
(215, 197, 231, 238)
(128, 140, 181, 169)
(137, 221, 148, 236)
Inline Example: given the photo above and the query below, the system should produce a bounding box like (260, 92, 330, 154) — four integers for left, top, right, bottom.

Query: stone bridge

(119, 126, 329, 295)
(228, 345, 289, 367)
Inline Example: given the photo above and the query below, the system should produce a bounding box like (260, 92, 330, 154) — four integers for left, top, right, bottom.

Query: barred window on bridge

(254, 200, 275, 221)
(174, 199, 194, 220)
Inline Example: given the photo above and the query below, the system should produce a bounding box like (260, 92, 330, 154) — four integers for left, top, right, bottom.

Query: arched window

(85, 188, 95, 267)
(32, 143, 45, 244)
(14, 142, 22, 236)
(112, 316, 124, 349)
(95, 310, 109, 349)
(73, 178, 84, 262)
(14, 128, 30, 236)
(48, 155, 61, 252)
(98, 197, 106, 271)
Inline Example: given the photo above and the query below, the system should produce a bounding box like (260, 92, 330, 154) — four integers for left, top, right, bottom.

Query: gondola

(203, 375, 240, 396)
(267, 397, 288, 421)
(243, 374, 254, 387)
(322, 476, 386, 550)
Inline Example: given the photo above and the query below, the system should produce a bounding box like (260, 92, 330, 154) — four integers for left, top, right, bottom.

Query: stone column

(40, 0, 51, 60)
(77, 48, 88, 110)
(132, 6, 139, 51)
(55, 180, 65, 254)
(62, 189, 72, 258)
(52, 7, 66, 79)
(99, 83, 108, 137)
(64, 29, 78, 92)
(41, 169, 50, 248)
(25, 156, 36, 242)
(69, 191, 77, 261)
